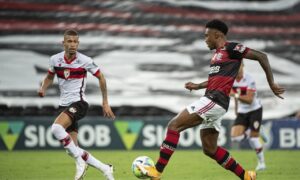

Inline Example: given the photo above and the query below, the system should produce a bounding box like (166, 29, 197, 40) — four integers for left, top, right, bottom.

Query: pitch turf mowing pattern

(0, 150, 299, 180)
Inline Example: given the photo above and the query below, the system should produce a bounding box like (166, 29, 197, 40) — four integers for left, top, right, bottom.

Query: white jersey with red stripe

(232, 73, 262, 113)
(48, 51, 100, 106)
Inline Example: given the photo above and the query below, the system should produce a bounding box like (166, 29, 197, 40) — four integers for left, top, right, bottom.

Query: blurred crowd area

(0, 0, 299, 119)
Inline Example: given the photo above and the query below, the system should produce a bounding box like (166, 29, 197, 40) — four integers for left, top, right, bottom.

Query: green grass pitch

(1, 150, 300, 180)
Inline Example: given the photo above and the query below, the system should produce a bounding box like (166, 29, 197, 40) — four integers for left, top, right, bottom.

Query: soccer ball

(132, 156, 155, 179)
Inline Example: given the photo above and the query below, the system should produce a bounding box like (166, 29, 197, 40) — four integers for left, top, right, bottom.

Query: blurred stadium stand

(0, 0, 299, 118)
(0, 104, 175, 117)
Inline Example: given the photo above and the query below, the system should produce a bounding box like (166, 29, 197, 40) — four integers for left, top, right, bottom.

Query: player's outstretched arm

(38, 73, 54, 97)
(95, 72, 115, 120)
(185, 81, 208, 91)
(244, 49, 285, 99)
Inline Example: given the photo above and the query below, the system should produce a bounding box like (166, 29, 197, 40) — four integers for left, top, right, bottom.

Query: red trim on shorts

(198, 101, 215, 114)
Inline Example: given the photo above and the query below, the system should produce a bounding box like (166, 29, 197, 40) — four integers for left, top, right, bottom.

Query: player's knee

(51, 124, 67, 140)
(51, 124, 60, 135)
(167, 120, 180, 131)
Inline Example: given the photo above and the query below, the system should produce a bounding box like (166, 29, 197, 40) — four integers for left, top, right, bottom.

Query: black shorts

(233, 107, 263, 132)
(58, 101, 89, 132)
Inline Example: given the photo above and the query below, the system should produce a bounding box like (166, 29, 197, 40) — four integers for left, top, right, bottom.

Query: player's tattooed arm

(245, 49, 285, 99)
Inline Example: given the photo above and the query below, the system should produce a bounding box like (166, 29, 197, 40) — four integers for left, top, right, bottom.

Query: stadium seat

(0, 104, 9, 116)
(21, 106, 40, 116)
(4, 106, 24, 116)
(87, 105, 103, 116)
(39, 105, 58, 116)
(115, 106, 135, 116)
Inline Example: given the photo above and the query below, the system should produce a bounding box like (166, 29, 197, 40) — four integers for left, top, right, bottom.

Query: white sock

(244, 129, 251, 139)
(77, 147, 109, 172)
(51, 124, 80, 158)
(249, 137, 265, 163)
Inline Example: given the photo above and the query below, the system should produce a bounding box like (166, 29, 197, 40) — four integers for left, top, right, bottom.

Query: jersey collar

(64, 53, 77, 64)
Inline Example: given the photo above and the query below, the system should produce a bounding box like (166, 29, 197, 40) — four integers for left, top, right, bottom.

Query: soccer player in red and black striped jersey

(38, 29, 115, 180)
(144, 19, 285, 180)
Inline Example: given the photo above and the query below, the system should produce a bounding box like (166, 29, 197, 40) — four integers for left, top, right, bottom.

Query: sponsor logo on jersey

(64, 69, 70, 79)
(234, 44, 246, 53)
(209, 65, 220, 74)
(211, 53, 223, 63)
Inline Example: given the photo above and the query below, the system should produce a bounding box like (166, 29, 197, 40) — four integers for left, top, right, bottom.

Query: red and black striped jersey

(48, 51, 100, 106)
(205, 42, 249, 110)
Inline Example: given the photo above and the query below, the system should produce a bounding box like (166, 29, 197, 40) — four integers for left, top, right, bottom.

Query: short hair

(64, 29, 79, 37)
(205, 19, 228, 35)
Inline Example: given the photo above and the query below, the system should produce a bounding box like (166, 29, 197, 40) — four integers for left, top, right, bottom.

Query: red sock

(255, 147, 263, 154)
(155, 129, 180, 173)
(213, 146, 245, 179)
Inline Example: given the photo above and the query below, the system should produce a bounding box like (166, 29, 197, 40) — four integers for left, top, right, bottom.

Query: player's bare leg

(231, 125, 247, 142)
(145, 109, 202, 179)
(249, 130, 266, 171)
(201, 128, 256, 180)
(51, 112, 87, 180)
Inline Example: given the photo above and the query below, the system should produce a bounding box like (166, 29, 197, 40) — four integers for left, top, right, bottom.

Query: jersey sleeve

(85, 58, 101, 76)
(48, 57, 55, 75)
(226, 42, 250, 60)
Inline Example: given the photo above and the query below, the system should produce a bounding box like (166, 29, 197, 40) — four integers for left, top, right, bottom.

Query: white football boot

(103, 164, 114, 180)
(74, 157, 88, 180)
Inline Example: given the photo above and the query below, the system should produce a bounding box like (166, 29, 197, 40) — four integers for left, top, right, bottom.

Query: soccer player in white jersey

(230, 62, 266, 171)
(38, 29, 115, 180)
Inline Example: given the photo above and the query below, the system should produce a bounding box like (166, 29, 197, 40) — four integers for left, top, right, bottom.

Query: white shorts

(186, 96, 226, 132)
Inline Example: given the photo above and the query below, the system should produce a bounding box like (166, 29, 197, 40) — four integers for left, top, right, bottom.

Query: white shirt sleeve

(85, 58, 100, 76)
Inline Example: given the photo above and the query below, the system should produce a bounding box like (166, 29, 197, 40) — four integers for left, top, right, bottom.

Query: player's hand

(102, 103, 115, 120)
(38, 88, 45, 97)
(270, 83, 285, 99)
(185, 82, 199, 91)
